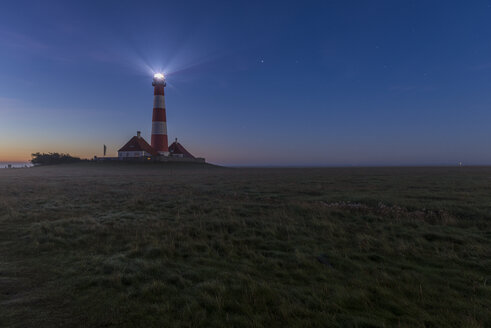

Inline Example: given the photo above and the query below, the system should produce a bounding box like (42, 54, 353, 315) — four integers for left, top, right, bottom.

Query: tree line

(31, 152, 83, 165)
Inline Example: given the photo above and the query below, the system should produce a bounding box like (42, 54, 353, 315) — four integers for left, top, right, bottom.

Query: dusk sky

(1, 1, 491, 166)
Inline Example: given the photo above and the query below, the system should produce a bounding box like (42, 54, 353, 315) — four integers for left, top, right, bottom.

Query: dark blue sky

(1, 1, 491, 165)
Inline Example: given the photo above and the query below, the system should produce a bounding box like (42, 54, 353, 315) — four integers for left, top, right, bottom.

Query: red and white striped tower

(151, 73, 169, 155)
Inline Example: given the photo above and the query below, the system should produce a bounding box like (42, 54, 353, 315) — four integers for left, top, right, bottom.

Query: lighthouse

(116, 73, 205, 162)
(151, 73, 169, 155)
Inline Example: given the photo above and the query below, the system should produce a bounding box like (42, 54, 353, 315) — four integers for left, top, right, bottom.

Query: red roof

(169, 139, 195, 158)
(118, 136, 158, 156)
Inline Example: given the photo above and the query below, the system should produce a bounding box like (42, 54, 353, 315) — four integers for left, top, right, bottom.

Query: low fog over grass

(0, 164, 490, 327)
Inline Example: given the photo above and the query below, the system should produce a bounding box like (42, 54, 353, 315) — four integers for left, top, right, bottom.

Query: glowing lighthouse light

(151, 72, 169, 155)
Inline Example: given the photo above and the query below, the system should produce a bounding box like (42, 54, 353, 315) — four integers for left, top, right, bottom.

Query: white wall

(118, 151, 151, 158)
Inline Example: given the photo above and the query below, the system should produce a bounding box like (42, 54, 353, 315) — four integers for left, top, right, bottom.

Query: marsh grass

(0, 164, 490, 327)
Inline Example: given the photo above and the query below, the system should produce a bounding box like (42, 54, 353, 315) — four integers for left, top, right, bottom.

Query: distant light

(154, 73, 165, 80)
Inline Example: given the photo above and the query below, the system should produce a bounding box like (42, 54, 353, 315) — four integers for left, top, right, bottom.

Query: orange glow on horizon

(0, 146, 98, 163)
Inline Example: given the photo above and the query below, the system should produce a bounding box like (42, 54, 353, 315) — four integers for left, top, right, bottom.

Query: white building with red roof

(118, 131, 158, 158)
(169, 138, 195, 159)
(118, 132, 203, 162)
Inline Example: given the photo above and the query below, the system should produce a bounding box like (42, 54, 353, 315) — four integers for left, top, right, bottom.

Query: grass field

(0, 163, 490, 327)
